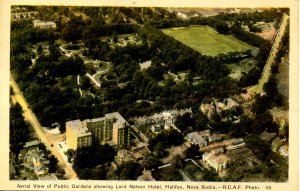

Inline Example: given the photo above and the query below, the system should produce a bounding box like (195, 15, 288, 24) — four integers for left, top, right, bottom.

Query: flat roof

(66, 120, 91, 137)
(106, 112, 129, 129)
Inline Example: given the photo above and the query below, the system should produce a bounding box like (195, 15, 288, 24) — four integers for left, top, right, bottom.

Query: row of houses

(200, 98, 239, 120)
(185, 130, 223, 148)
(133, 108, 192, 128)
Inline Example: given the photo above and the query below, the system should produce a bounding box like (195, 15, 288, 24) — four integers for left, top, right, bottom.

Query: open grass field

(162, 25, 256, 56)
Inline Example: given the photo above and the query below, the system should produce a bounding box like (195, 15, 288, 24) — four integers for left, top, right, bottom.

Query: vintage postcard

(0, 0, 298, 191)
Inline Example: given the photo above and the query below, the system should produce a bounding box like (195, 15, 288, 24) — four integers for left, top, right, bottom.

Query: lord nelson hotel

(66, 112, 131, 150)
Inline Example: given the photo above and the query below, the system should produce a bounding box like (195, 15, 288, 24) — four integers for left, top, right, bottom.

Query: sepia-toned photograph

(1, 1, 298, 190)
(9, 5, 290, 181)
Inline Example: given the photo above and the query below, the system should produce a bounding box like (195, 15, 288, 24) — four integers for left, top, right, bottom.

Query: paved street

(10, 74, 78, 180)
(248, 14, 289, 94)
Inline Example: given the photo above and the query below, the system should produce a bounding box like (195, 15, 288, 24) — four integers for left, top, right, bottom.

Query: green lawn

(162, 25, 257, 56)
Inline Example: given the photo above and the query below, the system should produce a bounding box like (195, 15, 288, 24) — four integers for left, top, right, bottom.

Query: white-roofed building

(33, 20, 56, 29)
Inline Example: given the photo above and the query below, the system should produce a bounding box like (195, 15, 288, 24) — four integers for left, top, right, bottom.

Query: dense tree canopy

(10, 103, 30, 154)
(73, 144, 116, 171)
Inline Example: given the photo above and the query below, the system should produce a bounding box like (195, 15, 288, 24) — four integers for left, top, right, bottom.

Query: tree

(80, 75, 92, 90)
(214, 21, 229, 34)
(157, 166, 183, 181)
(48, 155, 58, 173)
(141, 155, 163, 170)
(184, 144, 201, 158)
(73, 144, 116, 171)
(252, 95, 271, 114)
(37, 44, 43, 55)
(10, 103, 30, 153)
(244, 134, 271, 161)
(77, 168, 92, 179)
(148, 129, 184, 152)
(114, 161, 142, 180)
(202, 168, 220, 181)
(153, 142, 168, 158)
(56, 167, 65, 179)
(194, 112, 209, 131)
(112, 31, 118, 43)
(91, 163, 110, 180)
(175, 113, 194, 133)
(171, 155, 184, 168)
(252, 112, 277, 134)
(66, 149, 76, 163)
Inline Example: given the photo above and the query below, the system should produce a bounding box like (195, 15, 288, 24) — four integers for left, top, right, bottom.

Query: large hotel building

(66, 112, 131, 150)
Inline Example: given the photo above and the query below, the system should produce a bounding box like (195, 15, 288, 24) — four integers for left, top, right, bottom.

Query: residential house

(208, 134, 222, 143)
(202, 147, 231, 173)
(185, 132, 207, 147)
(19, 147, 50, 176)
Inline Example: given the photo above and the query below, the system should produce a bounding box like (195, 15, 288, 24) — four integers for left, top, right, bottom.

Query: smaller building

(115, 150, 135, 165)
(202, 147, 231, 173)
(200, 98, 239, 120)
(33, 20, 56, 29)
(24, 140, 40, 148)
(185, 132, 207, 147)
(208, 134, 222, 143)
(19, 147, 50, 176)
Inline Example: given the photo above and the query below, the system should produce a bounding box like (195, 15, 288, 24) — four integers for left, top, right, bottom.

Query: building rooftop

(106, 112, 129, 129)
(133, 108, 192, 125)
(66, 120, 91, 137)
(83, 117, 106, 123)
(211, 154, 230, 165)
(185, 132, 207, 146)
(24, 140, 40, 148)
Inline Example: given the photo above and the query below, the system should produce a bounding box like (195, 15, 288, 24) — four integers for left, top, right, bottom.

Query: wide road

(10, 74, 78, 180)
(248, 14, 289, 94)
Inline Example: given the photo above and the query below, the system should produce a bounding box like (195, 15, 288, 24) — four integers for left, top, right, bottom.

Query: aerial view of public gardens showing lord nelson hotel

(10, 6, 289, 182)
